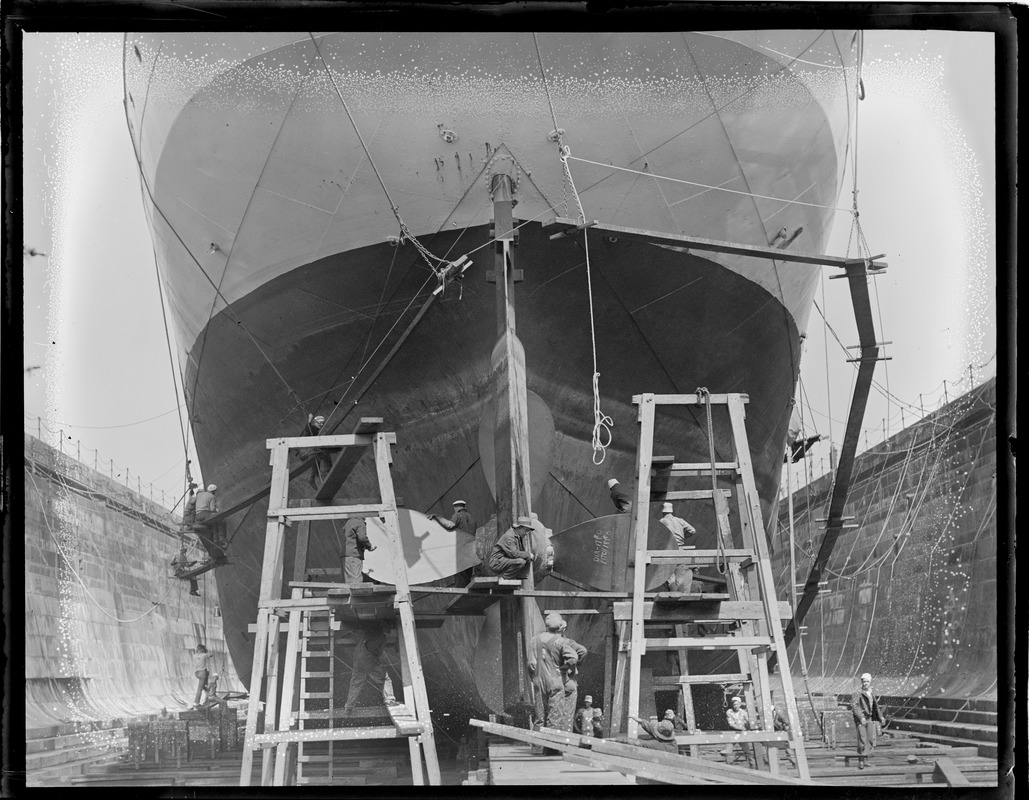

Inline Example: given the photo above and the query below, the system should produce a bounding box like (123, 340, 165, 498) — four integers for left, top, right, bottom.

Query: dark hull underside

(187, 221, 802, 729)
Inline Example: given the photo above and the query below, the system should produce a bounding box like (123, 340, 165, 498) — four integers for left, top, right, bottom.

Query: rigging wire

(565, 156, 854, 214)
(307, 32, 451, 279)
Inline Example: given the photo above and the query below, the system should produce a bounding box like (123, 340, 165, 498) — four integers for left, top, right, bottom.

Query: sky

(20, 29, 999, 510)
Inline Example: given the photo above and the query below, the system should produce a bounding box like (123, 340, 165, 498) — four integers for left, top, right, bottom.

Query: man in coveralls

(527, 612, 587, 734)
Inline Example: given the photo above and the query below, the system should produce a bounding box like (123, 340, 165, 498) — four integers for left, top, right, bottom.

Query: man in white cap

(299, 413, 332, 488)
(575, 695, 595, 735)
(194, 484, 227, 562)
(488, 516, 535, 579)
(450, 500, 475, 535)
(527, 612, 587, 734)
(725, 695, 757, 768)
(658, 501, 697, 593)
(851, 672, 886, 769)
(607, 478, 632, 514)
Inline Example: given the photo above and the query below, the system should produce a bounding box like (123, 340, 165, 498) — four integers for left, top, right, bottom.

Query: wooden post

(373, 431, 441, 785)
(626, 393, 656, 740)
(727, 395, 809, 780)
(273, 591, 304, 784)
(240, 443, 291, 786)
(490, 186, 534, 711)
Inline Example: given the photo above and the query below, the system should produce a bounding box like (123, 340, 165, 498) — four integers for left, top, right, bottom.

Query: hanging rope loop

(534, 34, 611, 462)
(591, 372, 614, 465)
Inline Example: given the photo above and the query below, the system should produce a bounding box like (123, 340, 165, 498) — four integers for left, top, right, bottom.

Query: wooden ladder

(294, 608, 337, 785)
(238, 422, 441, 786)
(616, 392, 809, 780)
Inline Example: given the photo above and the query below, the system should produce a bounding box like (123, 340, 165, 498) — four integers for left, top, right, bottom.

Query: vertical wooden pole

(373, 432, 441, 785)
(240, 441, 291, 786)
(273, 592, 303, 784)
(626, 393, 655, 740)
(727, 395, 809, 780)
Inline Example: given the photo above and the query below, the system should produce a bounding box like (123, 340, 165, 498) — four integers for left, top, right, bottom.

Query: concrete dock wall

(24, 434, 239, 729)
(774, 379, 999, 700)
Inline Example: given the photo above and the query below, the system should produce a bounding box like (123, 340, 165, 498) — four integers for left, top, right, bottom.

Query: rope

(532, 36, 613, 465)
(307, 33, 451, 280)
(565, 156, 854, 214)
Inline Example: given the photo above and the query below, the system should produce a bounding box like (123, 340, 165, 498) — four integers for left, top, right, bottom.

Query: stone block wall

(24, 435, 239, 729)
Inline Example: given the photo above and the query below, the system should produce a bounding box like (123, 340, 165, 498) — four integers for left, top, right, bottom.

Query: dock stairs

(614, 392, 810, 780)
(239, 419, 440, 786)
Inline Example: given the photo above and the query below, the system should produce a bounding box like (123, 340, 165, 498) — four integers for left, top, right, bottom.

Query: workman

(200, 673, 229, 710)
(183, 483, 198, 526)
(298, 414, 333, 488)
(171, 545, 200, 596)
(343, 626, 392, 715)
(725, 696, 757, 768)
(488, 516, 535, 579)
(527, 612, 586, 734)
(574, 695, 595, 735)
(449, 500, 477, 586)
(194, 484, 227, 562)
(450, 500, 475, 535)
(658, 501, 697, 593)
(343, 516, 376, 585)
(591, 707, 605, 738)
(786, 431, 823, 463)
(192, 644, 212, 708)
(607, 478, 632, 514)
(664, 708, 688, 732)
(611, 716, 678, 753)
(851, 672, 887, 769)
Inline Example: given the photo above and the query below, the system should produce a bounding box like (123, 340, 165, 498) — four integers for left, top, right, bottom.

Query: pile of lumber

(470, 719, 814, 786)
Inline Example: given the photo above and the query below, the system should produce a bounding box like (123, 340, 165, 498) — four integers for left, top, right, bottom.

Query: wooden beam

(644, 636, 771, 650)
(632, 392, 749, 406)
(590, 739, 812, 786)
(267, 503, 391, 520)
(314, 418, 383, 501)
(653, 673, 751, 686)
(266, 432, 396, 451)
(562, 750, 715, 785)
(932, 757, 972, 787)
(543, 216, 887, 270)
(657, 489, 733, 501)
(612, 600, 791, 622)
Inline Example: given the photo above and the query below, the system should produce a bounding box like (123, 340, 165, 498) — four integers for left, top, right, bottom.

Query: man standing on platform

(450, 500, 475, 535)
(343, 626, 393, 715)
(851, 672, 887, 769)
(658, 501, 697, 592)
(194, 484, 227, 562)
(527, 612, 587, 734)
(725, 695, 757, 768)
(343, 516, 376, 585)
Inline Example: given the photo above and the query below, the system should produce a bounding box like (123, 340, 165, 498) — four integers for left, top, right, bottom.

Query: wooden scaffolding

(613, 392, 810, 780)
(238, 420, 440, 786)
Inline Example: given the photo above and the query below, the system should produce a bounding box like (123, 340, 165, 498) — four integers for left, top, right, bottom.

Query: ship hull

(126, 31, 858, 730)
(188, 221, 803, 724)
